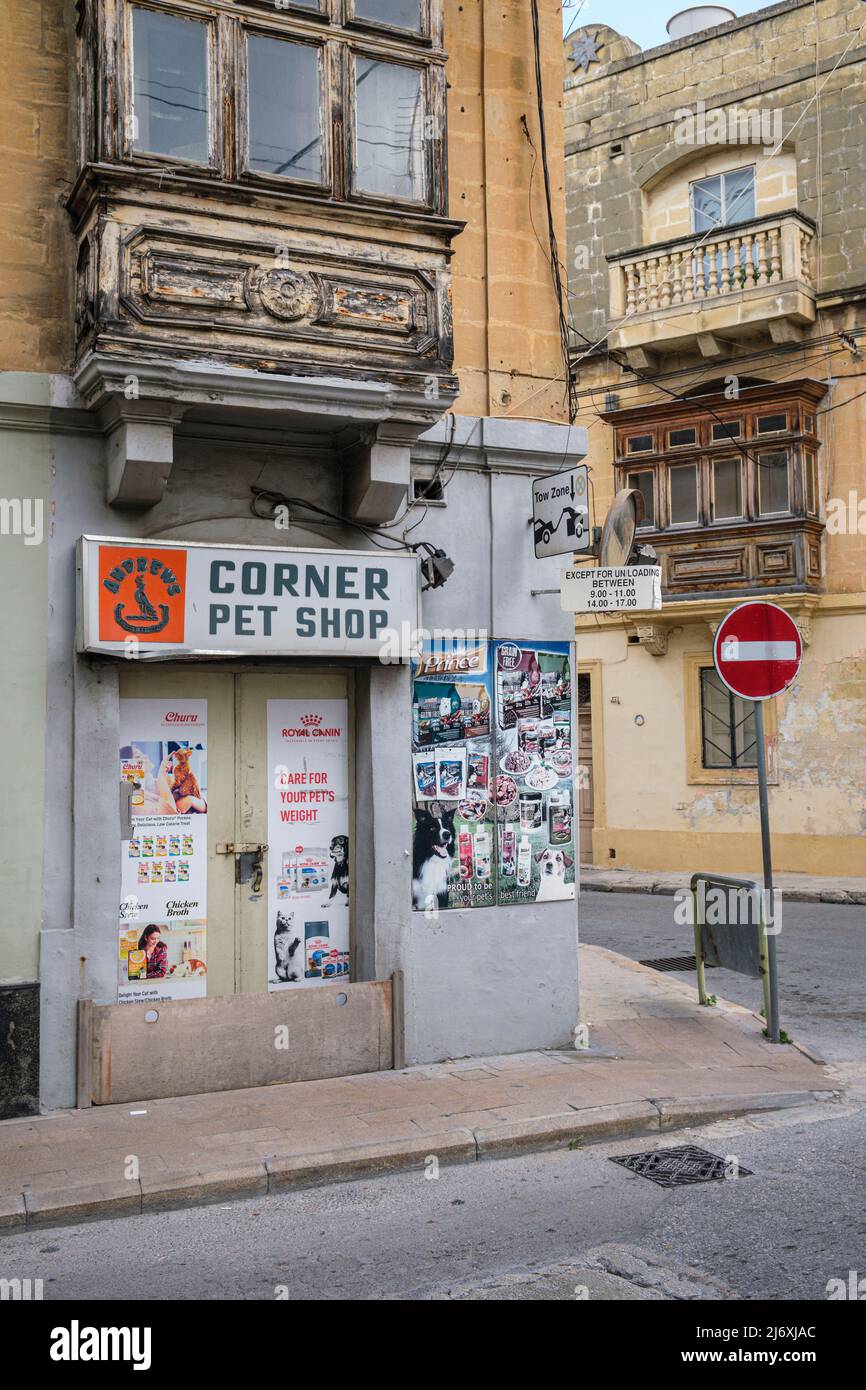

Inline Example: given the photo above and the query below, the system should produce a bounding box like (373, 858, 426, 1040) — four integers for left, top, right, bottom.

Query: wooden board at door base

(88, 980, 395, 1105)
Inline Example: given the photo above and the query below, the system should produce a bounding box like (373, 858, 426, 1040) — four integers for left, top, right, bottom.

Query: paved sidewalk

(581, 865, 866, 905)
(0, 946, 834, 1234)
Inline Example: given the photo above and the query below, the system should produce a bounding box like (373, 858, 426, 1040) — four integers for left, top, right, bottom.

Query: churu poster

(411, 638, 576, 911)
(118, 699, 209, 1002)
(267, 700, 350, 990)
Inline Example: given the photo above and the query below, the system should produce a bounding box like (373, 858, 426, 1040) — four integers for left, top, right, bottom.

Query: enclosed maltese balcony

(607, 211, 816, 367)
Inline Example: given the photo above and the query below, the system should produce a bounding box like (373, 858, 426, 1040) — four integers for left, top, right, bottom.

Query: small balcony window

(131, 7, 210, 164)
(757, 451, 791, 515)
(247, 36, 323, 182)
(626, 433, 654, 454)
(669, 462, 698, 525)
(668, 427, 697, 449)
(701, 668, 757, 769)
(352, 0, 423, 31)
(804, 449, 819, 515)
(711, 457, 744, 520)
(691, 165, 756, 234)
(712, 420, 741, 441)
(353, 57, 426, 201)
(627, 471, 655, 528)
(757, 413, 788, 435)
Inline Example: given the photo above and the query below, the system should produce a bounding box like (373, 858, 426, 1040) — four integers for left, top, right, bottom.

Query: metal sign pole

(754, 700, 781, 1043)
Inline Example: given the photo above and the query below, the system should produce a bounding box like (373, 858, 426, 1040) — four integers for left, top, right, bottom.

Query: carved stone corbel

(342, 421, 418, 524)
(628, 622, 669, 656)
(100, 397, 188, 509)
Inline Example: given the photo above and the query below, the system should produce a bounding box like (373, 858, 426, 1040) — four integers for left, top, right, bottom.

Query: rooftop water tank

(666, 6, 737, 40)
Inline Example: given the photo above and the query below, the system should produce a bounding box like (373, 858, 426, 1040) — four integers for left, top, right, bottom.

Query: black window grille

(700, 667, 757, 768)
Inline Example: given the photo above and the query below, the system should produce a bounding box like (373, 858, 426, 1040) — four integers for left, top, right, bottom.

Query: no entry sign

(713, 601, 803, 701)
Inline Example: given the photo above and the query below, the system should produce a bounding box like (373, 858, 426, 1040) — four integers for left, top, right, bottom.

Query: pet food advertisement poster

(494, 640, 575, 906)
(118, 700, 209, 1002)
(411, 640, 575, 911)
(411, 639, 495, 911)
(267, 699, 350, 990)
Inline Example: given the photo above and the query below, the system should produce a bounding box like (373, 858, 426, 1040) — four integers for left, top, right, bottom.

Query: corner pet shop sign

(77, 537, 420, 659)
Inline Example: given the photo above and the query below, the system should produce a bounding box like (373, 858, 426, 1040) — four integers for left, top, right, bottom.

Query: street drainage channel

(610, 1145, 753, 1188)
(638, 954, 716, 972)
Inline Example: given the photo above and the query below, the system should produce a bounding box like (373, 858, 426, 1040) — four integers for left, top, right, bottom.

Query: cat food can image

(127, 950, 146, 981)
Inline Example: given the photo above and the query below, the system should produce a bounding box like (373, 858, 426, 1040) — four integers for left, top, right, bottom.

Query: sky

(562, 0, 777, 52)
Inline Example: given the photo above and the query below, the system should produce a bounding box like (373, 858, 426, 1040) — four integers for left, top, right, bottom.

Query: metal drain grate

(610, 1144, 753, 1188)
(638, 954, 709, 972)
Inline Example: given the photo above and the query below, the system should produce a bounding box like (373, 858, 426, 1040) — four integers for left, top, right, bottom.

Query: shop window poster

(411, 639, 576, 911)
(493, 640, 575, 906)
(118, 700, 209, 1002)
(267, 700, 350, 990)
(411, 639, 495, 911)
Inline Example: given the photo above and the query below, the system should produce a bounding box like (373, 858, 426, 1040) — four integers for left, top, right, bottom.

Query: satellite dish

(599, 488, 645, 566)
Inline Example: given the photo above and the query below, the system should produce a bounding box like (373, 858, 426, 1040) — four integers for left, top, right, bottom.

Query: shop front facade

(0, 0, 582, 1115)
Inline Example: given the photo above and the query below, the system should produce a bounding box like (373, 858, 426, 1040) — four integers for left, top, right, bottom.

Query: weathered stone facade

(564, 0, 866, 876)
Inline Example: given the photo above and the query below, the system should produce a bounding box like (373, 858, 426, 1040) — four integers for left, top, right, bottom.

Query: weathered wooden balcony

(607, 211, 816, 365)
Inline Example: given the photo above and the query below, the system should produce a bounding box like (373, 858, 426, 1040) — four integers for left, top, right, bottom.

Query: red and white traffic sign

(713, 601, 803, 701)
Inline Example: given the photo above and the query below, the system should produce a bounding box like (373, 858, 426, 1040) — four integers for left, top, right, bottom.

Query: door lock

(216, 843, 268, 892)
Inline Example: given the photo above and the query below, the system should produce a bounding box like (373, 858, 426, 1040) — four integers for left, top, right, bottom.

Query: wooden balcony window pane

(355, 0, 422, 29)
(131, 8, 209, 163)
(669, 462, 698, 525)
(248, 36, 322, 182)
(758, 452, 790, 515)
(627, 471, 655, 528)
(669, 427, 696, 448)
(354, 57, 425, 200)
(805, 451, 818, 514)
(757, 414, 787, 434)
(626, 434, 653, 453)
(712, 457, 743, 520)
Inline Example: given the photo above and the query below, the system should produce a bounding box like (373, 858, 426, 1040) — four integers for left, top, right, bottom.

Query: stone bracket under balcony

(607, 211, 816, 365)
(75, 352, 447, 519)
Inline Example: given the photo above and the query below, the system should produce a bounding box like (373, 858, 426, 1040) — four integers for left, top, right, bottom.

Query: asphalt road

(578, 891, 866, 1063)
(2, 1101, 864, 1301)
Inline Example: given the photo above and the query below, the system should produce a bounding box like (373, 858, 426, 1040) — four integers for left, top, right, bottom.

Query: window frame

(113, 0, 446, 214)
(699, 666, 758, 771)
(710, 454, 745, 522)
(345, 43, 434, 211)
(685, 653, 777, 787)
(689, 163, 757, 235)
(756, 448, 792, 517)
(667, 459, 700, 528)
(345, 0, 433, 44)
(626, 468, 657, 529)
(237, 22, 332, 193)
(123, 0, 221, 175)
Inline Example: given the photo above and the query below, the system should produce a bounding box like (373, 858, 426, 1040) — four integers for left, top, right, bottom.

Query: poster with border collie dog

(411, 638, 495, 912)
(411, 638, 576, 912)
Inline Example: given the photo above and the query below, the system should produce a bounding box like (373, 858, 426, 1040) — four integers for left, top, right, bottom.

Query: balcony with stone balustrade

(606, 211, 816, 368)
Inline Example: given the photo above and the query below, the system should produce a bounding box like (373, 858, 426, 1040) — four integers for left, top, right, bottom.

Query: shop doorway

(117, 667, 353, 998)
(577, 674, 594, 864)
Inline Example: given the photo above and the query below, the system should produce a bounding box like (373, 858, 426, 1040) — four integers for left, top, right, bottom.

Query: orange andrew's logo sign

(97, 546, 187, 644)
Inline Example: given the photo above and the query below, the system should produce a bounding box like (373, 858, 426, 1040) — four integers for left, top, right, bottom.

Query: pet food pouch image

(436, 747, 466, 800)
(177, 861, 190, 882)
(128, 839, 140, 859)
(142, 837, 154, 858)
(413, 753, 438, 801)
